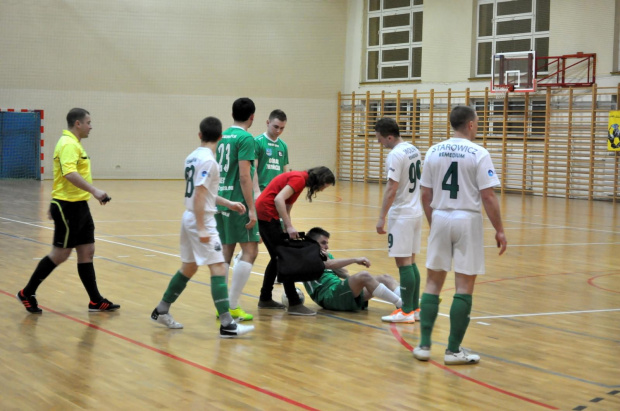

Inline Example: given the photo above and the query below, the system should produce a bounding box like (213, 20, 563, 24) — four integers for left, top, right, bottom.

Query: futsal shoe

(16, 290, 42, 314)
(444, 347, 480, 365)
(413, 308, 421, 321)
(413, 346, 431, 361)
(151, 308, 183, 329)
(88, 298, 120, 312)
(381, 308, 415, 323)
(228, 306, 253, 321)
(220, 321, 255, 338)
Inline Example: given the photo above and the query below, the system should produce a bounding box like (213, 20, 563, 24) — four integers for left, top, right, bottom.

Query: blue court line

(3, 230, 618, 389)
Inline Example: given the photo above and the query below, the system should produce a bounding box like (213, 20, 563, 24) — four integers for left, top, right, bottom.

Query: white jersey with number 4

(385, 142, 423, 218)
(420, 137, 500, 212)
(184, 147, 220, 214)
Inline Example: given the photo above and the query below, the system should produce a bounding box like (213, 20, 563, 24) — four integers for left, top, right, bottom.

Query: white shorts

(180, 210, 225, 266)
(425, 209, 485, 275)
(387, 215, 422, 257)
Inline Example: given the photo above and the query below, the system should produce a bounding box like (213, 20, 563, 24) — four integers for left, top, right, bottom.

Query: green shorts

(215, 210, 260, 245)
(317, 278, 368, 312)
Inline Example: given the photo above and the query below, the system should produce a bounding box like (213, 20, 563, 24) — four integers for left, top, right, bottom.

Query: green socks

(162, 271, 190, 303)
(419, 293, 440, 348)
(211, 275, 230, 316)
(411, 263, 420, 310)
(398, 265, 415, 313)
(448, 294, 473, 353)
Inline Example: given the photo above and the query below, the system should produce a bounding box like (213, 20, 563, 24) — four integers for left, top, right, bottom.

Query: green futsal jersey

(303, 253, 339, 301)
(217, 126, 255, 210)
(254, 133, 289, 191)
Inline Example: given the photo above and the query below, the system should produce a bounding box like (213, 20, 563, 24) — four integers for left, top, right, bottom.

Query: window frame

(365, 0, 424, 82)
(475, 0, 549, 77)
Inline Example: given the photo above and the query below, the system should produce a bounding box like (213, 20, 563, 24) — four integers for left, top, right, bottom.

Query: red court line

(389, 324, 559, 410)
(4, 290, 318, 411)
(587, 273, 620, 294)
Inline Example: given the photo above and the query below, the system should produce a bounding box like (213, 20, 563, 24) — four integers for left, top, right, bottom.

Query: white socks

(372, 283, 402, 308)
(228, 260, 252, 308)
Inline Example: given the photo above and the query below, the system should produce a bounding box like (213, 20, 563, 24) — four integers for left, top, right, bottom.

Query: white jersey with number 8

(420, 137, 500, 212)
(183, 147, 220, 214)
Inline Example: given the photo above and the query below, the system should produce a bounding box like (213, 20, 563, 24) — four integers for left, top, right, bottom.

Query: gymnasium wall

(343, 0, 619, 94)
(0, 0, 348, 179)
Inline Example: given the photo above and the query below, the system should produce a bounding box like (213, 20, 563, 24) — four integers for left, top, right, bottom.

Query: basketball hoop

(491, 84, 513, 99)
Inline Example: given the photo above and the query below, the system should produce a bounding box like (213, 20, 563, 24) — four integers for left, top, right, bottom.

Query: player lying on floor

(302, 227, 402, 312)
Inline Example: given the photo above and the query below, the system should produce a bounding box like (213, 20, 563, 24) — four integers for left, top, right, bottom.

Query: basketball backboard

(491, 51, 536, 93)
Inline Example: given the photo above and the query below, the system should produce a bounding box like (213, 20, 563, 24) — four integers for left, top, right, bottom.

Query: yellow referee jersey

(51, 130, 92, 201)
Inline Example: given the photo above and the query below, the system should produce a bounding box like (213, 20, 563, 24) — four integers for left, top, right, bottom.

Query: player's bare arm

(193, 185, 210, 243)
(238, 160, 256, 229)
(252, 159, 260, 199)
(216, 196, 246, 215)
(324, 257, 370, 271)
(376, 178, 398, 234)
(64, 172, 109, 205)
(421, 186, 434, 225)
(480, 187, 507, 255)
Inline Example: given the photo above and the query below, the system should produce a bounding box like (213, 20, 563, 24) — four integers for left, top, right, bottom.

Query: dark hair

(199, 116, 222, 142)
(374, 117, 400, 138)
(307, 227, 330, 241)
(450, 105, 477, 132)
(268, 109, 287, 122)
(232, 97, 256, 122)
(67, 108, 90, 128)
(305, 166, 335, 202)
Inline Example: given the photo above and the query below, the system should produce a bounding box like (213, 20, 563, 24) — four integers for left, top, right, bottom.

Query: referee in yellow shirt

(17, 108, 120, 313)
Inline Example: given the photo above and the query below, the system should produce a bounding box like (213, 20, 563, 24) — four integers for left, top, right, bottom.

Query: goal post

(0, 109, 44, 180)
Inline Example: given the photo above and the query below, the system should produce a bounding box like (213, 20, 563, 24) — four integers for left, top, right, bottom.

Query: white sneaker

(220, 321, 255, 338)
(413, 346, 431, 361)
(414, 308, 420, 321)
(151, 308, 183, 329)
(381, 308, 415, 323)
(444, 347, 480, 365)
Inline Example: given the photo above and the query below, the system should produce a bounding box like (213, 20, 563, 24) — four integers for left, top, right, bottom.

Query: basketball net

(491, 84, 514, 99)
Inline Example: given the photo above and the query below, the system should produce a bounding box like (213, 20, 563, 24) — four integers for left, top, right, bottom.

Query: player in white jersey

(374, 117, 424, 323)
(414, 105, 507, 365)
(150, 116, 254, 338)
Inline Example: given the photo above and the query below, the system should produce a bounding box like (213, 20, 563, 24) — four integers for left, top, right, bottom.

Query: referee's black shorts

(50, 199, 95, 248)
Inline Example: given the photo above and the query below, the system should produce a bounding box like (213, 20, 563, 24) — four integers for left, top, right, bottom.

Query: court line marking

(2, 220, 619, 390)
(4, 232, 618, 390)
(388, 324, 560, 410)
(471, 308, 620, 320)
(1, 288, 319, 411)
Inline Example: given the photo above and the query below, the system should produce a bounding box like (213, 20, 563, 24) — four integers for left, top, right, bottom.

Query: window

(476, 0, 550, 76)
(366, 0, 424, 82)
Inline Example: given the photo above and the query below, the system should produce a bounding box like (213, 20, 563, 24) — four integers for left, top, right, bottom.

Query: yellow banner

(609, 111, 620, 151)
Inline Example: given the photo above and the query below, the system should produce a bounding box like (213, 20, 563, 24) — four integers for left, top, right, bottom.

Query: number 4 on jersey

(442, 161, 459, 199)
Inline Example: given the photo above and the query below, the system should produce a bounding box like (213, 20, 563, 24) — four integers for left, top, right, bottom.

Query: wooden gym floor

(0, 179, 618, 410)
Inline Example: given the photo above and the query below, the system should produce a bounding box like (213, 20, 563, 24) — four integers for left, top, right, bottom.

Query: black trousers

(258, 219, 302, 305)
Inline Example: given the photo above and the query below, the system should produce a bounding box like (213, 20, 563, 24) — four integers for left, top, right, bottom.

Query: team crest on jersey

(266, 148, 273, 156)
(488, 170, 495, 177)
(278, 151, 283, 157)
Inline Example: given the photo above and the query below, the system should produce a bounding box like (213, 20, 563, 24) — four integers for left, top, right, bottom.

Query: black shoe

(258, 299, 286, 309)
(88, 298, 120, 312)
(16, 290, 42, 314)
(219, 321, 255, 338)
